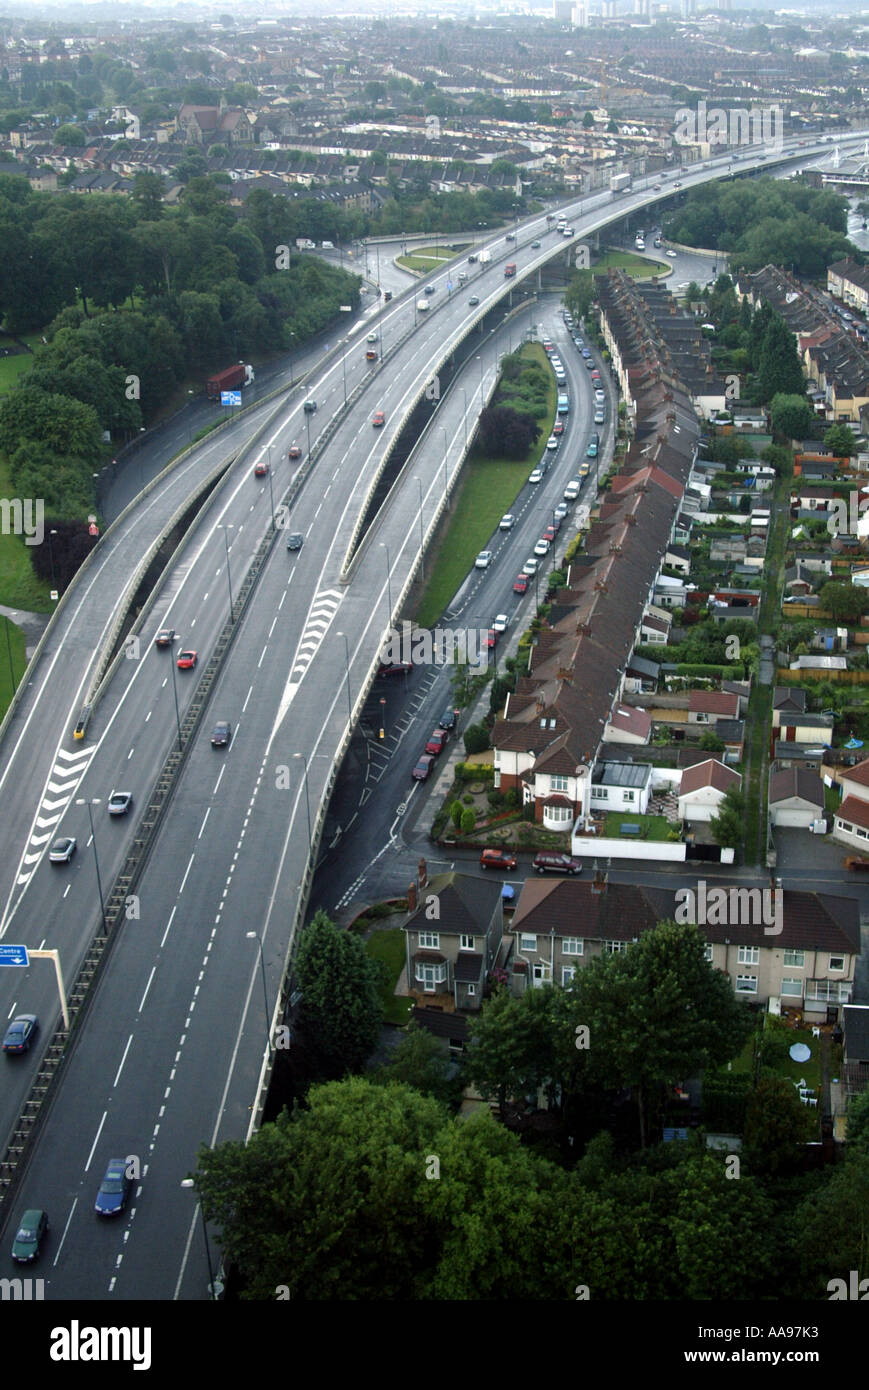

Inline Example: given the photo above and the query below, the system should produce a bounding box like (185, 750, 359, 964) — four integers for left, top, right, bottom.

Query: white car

(546, 435, 559, 450)
(534, 538, 550, 557)
(528, 467, 544, 483)
(563, 481, 580, 501)
(474, 551, 493, 569)
(492, 613, 509, 633)
(554, 502, 569, 520)
(666, 249, 677, 258)
(499, 514, 516, 530)
(367, 331, 378, 343)
(522, 557, 539, 575)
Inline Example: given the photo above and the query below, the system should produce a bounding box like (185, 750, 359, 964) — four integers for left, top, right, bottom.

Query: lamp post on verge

(379, 541, 393, 620)
(168, 645, 183, 752)
(461, 389, 468, 450)
(414, 477, 425, 581)
(336, 631, 352, 726)
(292, 753, 312, 847)
(440, 426, 449, 506)
(217, 524, 235, 622)
(267, 447, 276, 530)
(75, 797, 106, 932)
(245, 932, 272, 1053)
(180, 1180, 218, 1300)
(47, 528, 57, 592)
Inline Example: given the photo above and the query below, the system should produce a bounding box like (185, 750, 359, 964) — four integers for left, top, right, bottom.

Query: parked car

(107, 791, 133, 816)
(484, 629, 497, 649)
(424, 729, 448, 757)
(2, 1014, 38, 1054)
(554, 502, 569, 520)
(474, 551, 493, 569)
(563, 480, 580, 501)
(513, 574, 530, 594)
(439, 709, 457, 731)
(533, 852, 583, 875)
(522, 557, 539, 575)
(94, 1158, 134, 1217)
(154, 628, 175, 648)
(845, 856, 869, 870)
(543, 526, 557, 544)
(480, 848, 517, 871)
(412, 754, 435, 781)
(211, 721, 232, 748)
(492, 613, 509, 633)
(49, 836, 76, 863)
(11, 1209, 48, 1263)
(534, 537, 550, 557)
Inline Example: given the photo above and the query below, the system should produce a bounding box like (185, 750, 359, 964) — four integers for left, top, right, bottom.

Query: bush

(463, 722, 490, 756)
(487, 789, 505, 809)
(504, 788, 520, 808)
(460, 808, 476, 834)
(450, 800, 464, 830)
(463, 794, 474, 806)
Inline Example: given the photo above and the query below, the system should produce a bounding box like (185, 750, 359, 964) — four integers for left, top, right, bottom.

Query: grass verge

(0, 615, 28, 721)
(0, 461, 54, 612)
(365, 927, 413, 1025)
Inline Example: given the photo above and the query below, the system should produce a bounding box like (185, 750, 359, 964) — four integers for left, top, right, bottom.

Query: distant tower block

(572, 1, 588, 24)
(553, 0, 573, 20)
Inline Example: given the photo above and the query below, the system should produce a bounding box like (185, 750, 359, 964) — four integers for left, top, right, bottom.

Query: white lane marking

(53, 1199, 78, 1268)
(198, 808, 211, 841)
(113, 1034, 134, 1090)
(178, 854, 195, 894)
(139, 966, 156, 1012)
(85, 1111, 108, 1171)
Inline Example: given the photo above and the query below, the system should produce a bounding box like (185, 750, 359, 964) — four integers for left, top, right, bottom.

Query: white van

(417, 299, 430, 313)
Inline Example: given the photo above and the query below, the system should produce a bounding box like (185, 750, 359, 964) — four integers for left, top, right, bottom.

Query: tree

(55, 123, 86, 146)
(769, 392, 815, 441)
(477, 404, 540, 459)
(797, 1162, 869, 1297)
(756, 315, 807, 400)
(465, 985, 563, 1112)
(450, 800, 463, 830)
(699, 730, 725, 753)
(844, 1086, 869, 1161)
(293, 909, 384, 1077)
(824, 422, 857, 457)
(462, 722, 490, 756)
(460, 807, 476, 834)
(709, 782, 744, 850)
(372, 1021, 461, 1109)
(743, 1075, 816, 1177)
(819, 580, 868, 624)
(132, 170, 164, 220)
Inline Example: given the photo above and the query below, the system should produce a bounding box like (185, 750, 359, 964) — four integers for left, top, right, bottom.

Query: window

(547, 805, 573, 824)
(562, 937, 583, 955)
(704, 944, 713, 962)
(781, 977, 803, 997)
(695, 712, 708, 723)
(467, 983, 476, 996)
(551, 775, 568, 792)
(418, 931, 439, 950)
(562, 966, 576, 985)
(784, 949, 805, 968)
(532, 963, 548, 984)
(623, 790, 635, 803)
(858, 828, 869, 840)
(736, 975, 758, 994)
(416, 962, 447, 992)
(738, 946, 759, 965)
(521, 934, 538, 952)
(829, 955, 844, 972)
(460, 935, 476, 951)
(592, 786, 608, 800)
(605, 940, 627, 955)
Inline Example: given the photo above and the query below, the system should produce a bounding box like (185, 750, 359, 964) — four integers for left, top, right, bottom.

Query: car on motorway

(303, 399, 317, 413)
(522, 557, 539, 575)
(94, 1158, 134, 1217)
(513, 573, 530, 594)
(372, 410, 386, 427)
(533, 851, 583, 875)
(424, 728, 448, 757)
(177, 650, 197, 669)
(552, 420, 564, 436)
(254, 461, 269, 477)
(673, 180, 682, 188)
(211, 721, 232, 748)
(2, 1014, 38, 1054)
(534, 537, 550, 557)
(505, 232, 516, 242)
(546, 434, 559, 450)
(474, 550, 493, 569)
(424, 284, 436, 295)
(467, 253, 477, 264)
(528, 466, 544, 483)
(554, 502, 569, 520)
(107, 791, 133, 816)
(469, 295, 480, 306)
(367, 331, 378, 343)
(653, 183, 662, 190)
(286, 532, 304, 552)
(365, 348, 378, 361)
(480, 847, 517, 871)
(531, 240, 541, 248)
(666, 249, 677, 258)
(288, 444, 302, 459)
(499, 513, 516, 531)
(492, 613, 509, 633)
(154, 628, 175, 648)
(439, 709, 457, 731)
(12, 1209, 48, 1263)
(654, 238, 662, 248)
(412, 754, 435, 781)
(49, 836, 76, 863)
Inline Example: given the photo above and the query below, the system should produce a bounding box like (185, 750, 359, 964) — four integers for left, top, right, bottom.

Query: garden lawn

(603, 811, 677, 842)
(594, 249, 669, 279)
(365, 928, 414, 1025)
(0, 461, 53, 612)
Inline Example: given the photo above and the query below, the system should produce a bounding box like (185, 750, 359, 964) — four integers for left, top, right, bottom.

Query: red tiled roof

(679, 759, 741, 796)
(836, 795, 869, 831)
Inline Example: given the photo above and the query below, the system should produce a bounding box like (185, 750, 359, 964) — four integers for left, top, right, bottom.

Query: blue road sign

(0, 944, 29, 967)
(221, 390, 242, 407)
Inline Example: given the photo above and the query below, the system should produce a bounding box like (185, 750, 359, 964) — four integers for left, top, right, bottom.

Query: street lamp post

(304, 408, 312, 459)
(379, 542, 393, 619)
(76, 798, 106, 932)
(47, 528, 57, 591)
(461, 389, 468, 449)
(4, 616, 16, 695)
(441, 426, 449, 505)
(287, 330, 295, 387)
(336, 631, 352, 726)
(245, 932, 271, 1052)
(292, 753, 312, 846)
(267, 447, 276, 530)
(217, 525, 235, 622)
(168, 646, 183, 752)
(414, 477, 425, 581)
(180, 1180, 217, 1301)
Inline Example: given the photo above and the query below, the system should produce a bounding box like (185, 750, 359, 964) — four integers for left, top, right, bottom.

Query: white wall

(570, 833, 686, 861)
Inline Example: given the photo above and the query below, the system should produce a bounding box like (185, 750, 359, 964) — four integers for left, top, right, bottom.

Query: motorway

(0, 129, 866, 1300)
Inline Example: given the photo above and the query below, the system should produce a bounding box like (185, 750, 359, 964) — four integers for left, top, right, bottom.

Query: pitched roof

(841, 757, 869, 789)
(688, 689, 740, 715)
(768, 767, 824, 807)
(679, 759, 741, 796)
(404, 872, 500, 936)
(836, 794, 869, 831)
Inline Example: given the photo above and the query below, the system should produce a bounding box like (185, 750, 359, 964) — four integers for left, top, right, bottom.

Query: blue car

(95, 1158, 134, 1216)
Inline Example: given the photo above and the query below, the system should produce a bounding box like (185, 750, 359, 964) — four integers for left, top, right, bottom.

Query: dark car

(480, 848, 517, 871)
(94, 1158, 134, 1217)
(533, 852, 583, 875)
(424, 728, 448, 757)
(177, 650, 197, 670)
(211, 721, 232, 748)
(424, 284, 436, 295)
(286, 533, 304, 552)
(469, 295, 480, 306)
(154, 628, 175, 648)
(412, 754, 435, 781)
(11, 1209, 48, 1263)
(439, 709, 457, 731)
(2, 1014, 38, 1055)
(49, 836, 76, 863)
(303, 399, 317, 414)
(378, 661, 412, 677)
(107, 791, 133, 816)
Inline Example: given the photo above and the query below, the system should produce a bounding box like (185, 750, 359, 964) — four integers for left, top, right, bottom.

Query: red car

(513, 574, 529, 594)
(378, 661, 412, 677)
(552, 420, 564, 435)
(177, 650, 197, 670)
(288, 444, 301, 460)
(485, 629, 497, 649)
(543, 525, 557, 543)
(412, 754, 435, 781)
(372, 411, 386, 428)
(424, 729, 448, 757)
(254, 461, 269, 477)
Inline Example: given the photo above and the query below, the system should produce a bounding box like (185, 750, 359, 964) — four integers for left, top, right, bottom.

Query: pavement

(0, 602, 51, 659)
